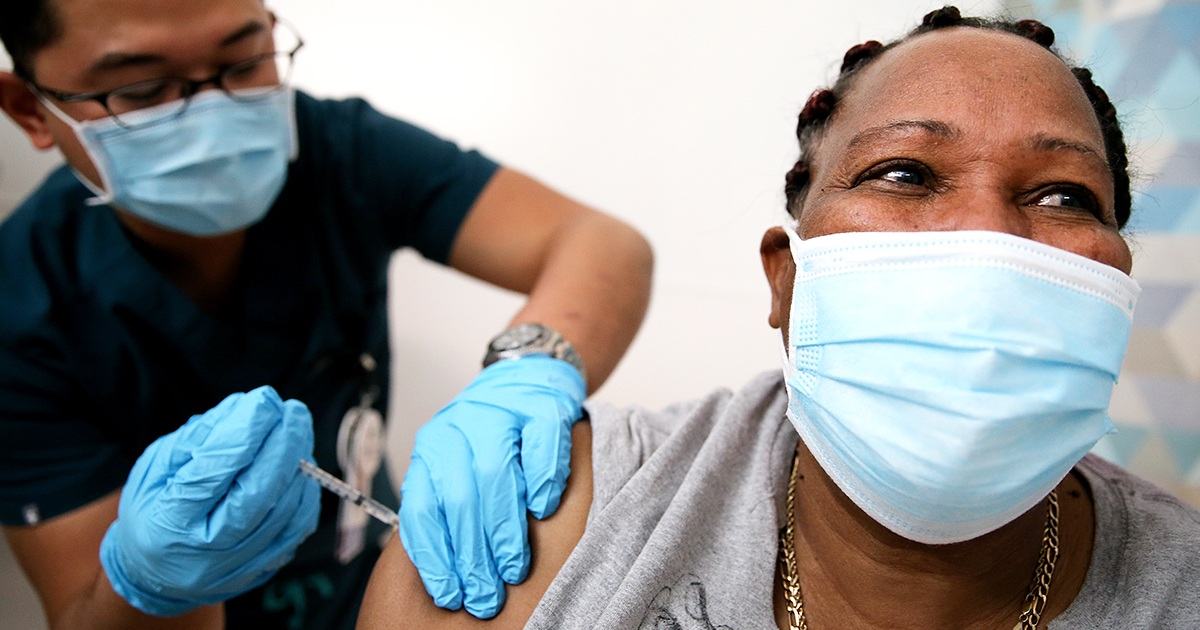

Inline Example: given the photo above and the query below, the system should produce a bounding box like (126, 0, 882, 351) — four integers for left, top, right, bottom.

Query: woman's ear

(0, 72, 58, 150)
(761, 226, 795, 333)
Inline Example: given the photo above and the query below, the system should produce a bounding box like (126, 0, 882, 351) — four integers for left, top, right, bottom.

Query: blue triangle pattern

(1158, 142, 1200, 187)
(1047, 13, 1086, 48)
(1032, 0, 1064, 17)
(1162, 428, 1200, 477)
(1148, 54, 1200, 143)
(1175, 192, 1200, 232)
(1131, 283, 1194, 327)
(1171, 194, 1200, 230)
(1082, 26, 1131, 90)
(1092, 425, 1149, 466)
(1114, 18, 1180, 99)
(1129, 185, 1200, 232)
(1109, 14, 1156, 55)
(1137, 377, 1200, 432)
(1160, 3, 1200, 48)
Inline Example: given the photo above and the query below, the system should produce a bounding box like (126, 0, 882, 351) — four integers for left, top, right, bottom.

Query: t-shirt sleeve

(584, 397, 710, 517)
(291, 92, 500, 264)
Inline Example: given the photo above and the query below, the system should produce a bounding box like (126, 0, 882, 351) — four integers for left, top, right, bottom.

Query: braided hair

(783, 6, 1132, 228)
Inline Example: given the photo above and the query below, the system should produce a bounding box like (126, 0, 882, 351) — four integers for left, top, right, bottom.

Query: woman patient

(359, 7, 1200, 629)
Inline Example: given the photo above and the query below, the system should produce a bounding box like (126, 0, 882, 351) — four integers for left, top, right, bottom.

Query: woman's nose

(938, 190, 1032, 238)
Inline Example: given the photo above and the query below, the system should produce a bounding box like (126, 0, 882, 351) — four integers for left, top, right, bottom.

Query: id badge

(334, 397, 385, 564)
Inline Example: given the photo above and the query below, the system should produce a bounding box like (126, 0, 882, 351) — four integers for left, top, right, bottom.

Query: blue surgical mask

(41, 88, 297, 236)
(780, 228, 1140, 544)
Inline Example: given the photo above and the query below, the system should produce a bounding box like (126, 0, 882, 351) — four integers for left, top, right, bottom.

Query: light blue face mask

(781, 228, 1140, 544)
(42, 88, 297, 236)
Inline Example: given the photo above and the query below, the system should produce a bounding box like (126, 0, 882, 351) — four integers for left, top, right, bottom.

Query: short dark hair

(1, 0, 62, 80)
(783, 6, 1133, 228)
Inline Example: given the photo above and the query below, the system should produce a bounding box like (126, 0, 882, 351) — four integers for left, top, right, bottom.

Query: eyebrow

(86, 19, 270, 75)
(847, 120, 1112, 173)
(846, 119, 961, 152)
(1028, 133, 1110, 173)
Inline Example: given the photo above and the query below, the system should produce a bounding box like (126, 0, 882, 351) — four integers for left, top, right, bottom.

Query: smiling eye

(1034, 189, 1093, 210)
(856, 160, 930, 188)
(879, 167, 924, 185)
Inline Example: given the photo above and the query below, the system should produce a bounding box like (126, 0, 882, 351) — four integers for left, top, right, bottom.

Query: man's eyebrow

(220, 20, 269, 48)
(88, 52, 166, 75)
(85, 20, 269, 76)
(1029, 133, 1110, 172)
(847, 119, 961, 152)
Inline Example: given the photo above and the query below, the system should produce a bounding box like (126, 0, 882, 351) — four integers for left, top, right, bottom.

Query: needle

(298, 460, 400, 528)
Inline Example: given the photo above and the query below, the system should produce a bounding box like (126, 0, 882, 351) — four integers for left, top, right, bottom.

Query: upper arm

(447, 167, 644, 294)
(3, 489, 119, 625)
(357, 422, 594, 630)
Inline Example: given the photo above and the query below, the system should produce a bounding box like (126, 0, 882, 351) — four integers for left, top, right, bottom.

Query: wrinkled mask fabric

(41, 88, 297, 236)
(779, 228, 1140, 544)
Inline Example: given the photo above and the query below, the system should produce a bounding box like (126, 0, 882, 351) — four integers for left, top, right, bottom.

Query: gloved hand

(399, 355, 586, 619)
(100, 386, 321, 616)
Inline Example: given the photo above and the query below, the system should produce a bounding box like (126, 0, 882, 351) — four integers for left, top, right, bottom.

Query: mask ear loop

(782, 221, 806, 265)
(29, 90, 119, 206)
(777, 221, 806, 367)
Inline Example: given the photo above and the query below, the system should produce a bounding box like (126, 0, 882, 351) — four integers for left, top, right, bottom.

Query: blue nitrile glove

(399, 355, 586, 619)
(99, 386, 321, 616)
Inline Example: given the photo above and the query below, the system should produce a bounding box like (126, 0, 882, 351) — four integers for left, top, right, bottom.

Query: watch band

(482, 323, 587, 383)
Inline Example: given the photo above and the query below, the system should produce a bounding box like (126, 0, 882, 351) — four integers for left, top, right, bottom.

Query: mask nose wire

(175, 74, 236, 118)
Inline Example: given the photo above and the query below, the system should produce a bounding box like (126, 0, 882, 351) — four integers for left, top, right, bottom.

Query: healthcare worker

(0, 1, 652, 629)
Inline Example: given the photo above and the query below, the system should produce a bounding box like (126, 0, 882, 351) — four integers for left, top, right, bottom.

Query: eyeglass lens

(105, 23, 298, 126)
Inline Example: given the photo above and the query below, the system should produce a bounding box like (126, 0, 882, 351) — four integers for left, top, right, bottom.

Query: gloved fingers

(399, 456, 462, 610)
(438, 435, 506, 620)
(463, 412, 530, 585)
(169, 392, 244, 460)
(117, 391, 246, 520)
(206, 398, 315, 541)
(520, 403, 575, 519)
(200, 467, 321, 598)
(117, 431, 177, 518)
(164, 386, 288, 511)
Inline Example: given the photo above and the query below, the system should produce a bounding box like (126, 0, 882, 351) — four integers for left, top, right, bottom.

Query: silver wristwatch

(482, 323, 587, 383)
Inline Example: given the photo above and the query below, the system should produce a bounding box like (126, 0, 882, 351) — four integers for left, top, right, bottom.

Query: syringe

(298, 459, 400, 528)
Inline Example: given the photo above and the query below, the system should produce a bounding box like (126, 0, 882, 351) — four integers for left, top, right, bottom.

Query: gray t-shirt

(526, 371, 1200, 629)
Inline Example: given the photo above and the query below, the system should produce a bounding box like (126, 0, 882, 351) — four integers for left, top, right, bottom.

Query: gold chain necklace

(777, 449, 1060, 630)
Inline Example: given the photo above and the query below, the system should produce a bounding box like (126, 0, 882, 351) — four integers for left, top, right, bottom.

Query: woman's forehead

(827, 28, 1103, 150)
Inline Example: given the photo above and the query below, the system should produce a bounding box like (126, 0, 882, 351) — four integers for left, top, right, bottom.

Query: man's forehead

(49, 0, 267, 36)
(34, 0, 269, 75)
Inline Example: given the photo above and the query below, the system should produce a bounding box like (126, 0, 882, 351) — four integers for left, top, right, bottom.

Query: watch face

(494, 323, 545, 351)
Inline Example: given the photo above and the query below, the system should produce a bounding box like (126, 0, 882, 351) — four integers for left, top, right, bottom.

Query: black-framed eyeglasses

(29, 18, 303, 128)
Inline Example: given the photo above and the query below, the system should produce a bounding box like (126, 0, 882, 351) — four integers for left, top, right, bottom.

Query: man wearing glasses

(0, 1, 652, 629)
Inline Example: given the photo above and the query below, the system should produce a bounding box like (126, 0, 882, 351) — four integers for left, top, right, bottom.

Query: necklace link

(777, 448, 1059, 630)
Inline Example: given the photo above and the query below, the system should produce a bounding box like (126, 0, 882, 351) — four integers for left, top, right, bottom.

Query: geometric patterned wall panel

(1007, 0, 1200, 507)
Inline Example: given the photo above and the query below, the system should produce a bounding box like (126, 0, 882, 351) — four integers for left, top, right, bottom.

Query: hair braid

(1073, 67, 1132, 226)
(785, 6, 1134, 228)
(922, 5, 963, 28)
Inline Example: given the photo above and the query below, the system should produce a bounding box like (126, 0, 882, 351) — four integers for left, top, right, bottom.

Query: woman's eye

(879, 167, 924, 185)
(1033, 188, 1098, 212)
(856, 161, 930, 188)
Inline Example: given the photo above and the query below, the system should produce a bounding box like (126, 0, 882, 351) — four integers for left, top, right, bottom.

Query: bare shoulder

(357, 421, 594, 630)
